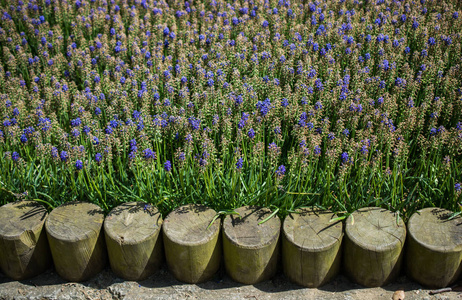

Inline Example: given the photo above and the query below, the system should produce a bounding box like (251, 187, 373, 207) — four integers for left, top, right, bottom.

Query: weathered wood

(222, 206, 280, 284)
(45, 202, 107, 282)
(104, 202, 163, 280)
(282, 208, 343, 287)
(344, 207, 406, 287)
(162, 204, 221, 283)
(406, 207, 462, 288)
(0, 201, 51, 280)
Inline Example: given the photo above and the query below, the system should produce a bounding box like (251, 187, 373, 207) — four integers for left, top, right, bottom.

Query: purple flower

(341, 152, 349, 163)
(95, 153, 102, 163)
(164, 160, 172, 172)
(12, 152, 20, 162)
(236, 158, 243, 169)
(248, 128, 255, 138)
(314, 146, 321, 155)
(327, 133, 335, 140)
(256, 98, 272, 116)
(143, 148, 156, 159)
(314, 101, 322, 110)
(20, 134, 28, 143)
(275, 165, 286, 177)
(70, 118, 81, 127)
(455, 183, 461, 192)
(342, 129, 350, 136)
(188, 116, 201, 130)
(359, 145, 368, 155)
(60, 151, 68, 162)
(75, 160, 83, 170)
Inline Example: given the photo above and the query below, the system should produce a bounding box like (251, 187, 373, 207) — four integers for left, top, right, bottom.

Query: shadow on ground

(0, 264, 460, 300)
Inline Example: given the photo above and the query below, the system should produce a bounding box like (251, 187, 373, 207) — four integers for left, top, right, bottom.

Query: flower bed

(0, 0, 461, 220)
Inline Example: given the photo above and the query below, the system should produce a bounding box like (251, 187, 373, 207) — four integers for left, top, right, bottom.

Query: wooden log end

(406, 207, 462, 288)
(223, 206, 281, 284)
(104, 202, 163, 281)
(162, 204, 221, 283)
(282, 208, 343, 287)
(45, 201, 107, 282)
(0, 201, 51, 280)
(344, 207, 406, 287)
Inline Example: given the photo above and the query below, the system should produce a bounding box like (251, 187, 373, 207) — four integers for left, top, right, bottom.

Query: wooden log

(0, 201, 51, 280)
(406, 207, 462, 288)
(282, 208, 343, 287)
(343, 207, 406, 287)
(222, 206, 280, 284)
(45, 201, 107, 282)
(104, 202, 163, 280)
(162, 204, 221, 283)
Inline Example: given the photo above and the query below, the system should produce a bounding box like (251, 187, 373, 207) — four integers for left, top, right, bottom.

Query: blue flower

(314, 101, 322, 110)
(188, 116, 201, 130)
(163, 27, 170, 36)
(20, 134, 28, 143)
(314, 146, 321, 155)
(143, 148, 156, 159)
(164, 160, 172, 172)
(236, 158, 243, 169)
(12, 152, 20, 162)
(256, 98, 272, 116)
(341, 152, 349, 163)
(248, 128, 255, 138)
(60, 151, 68, 162)
(262, 20, 269, 27)
(275, 165, 286, 177)
(342, 129, 350, 136)
(75, 160, 83, 170)
(71, 118, 81, 127)
(455, 183, 461, 192)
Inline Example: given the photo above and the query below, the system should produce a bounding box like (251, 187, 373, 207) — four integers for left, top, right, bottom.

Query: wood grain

(406, 207, 462, 288)
(104, 202, 163, 280)
(45, 201, 107, 282)
(0, 201, 51, 280)
(344, 207, 406, 287)
(282, 208, 342, 287)
(162, 204, 221, 283)
(223, 206, 280, 284)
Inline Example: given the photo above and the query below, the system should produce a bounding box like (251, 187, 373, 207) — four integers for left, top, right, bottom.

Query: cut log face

(406, 207, 462, 288)
(45, 201, 107, 282)
(162, 204, 221, 283)
(282, 208, 343, 287)
(104, 202, 163, 281)
(344, 207, 406, 287)
(0, 201, 51, 280)
(222, 206, 280, 284)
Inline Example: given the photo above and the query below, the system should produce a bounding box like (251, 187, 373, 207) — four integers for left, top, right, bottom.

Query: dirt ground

(0, 265, 461, 300)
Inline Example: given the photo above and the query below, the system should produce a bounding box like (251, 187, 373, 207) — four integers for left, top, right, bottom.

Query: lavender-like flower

(75, 160, 83, 170)
(164, 160, 172, 172)
(12, 152, 20, 162)
(275, 165, 286, 177)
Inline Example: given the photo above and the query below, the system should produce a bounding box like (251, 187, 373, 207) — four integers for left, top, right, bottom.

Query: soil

(1, 265, 461, 300)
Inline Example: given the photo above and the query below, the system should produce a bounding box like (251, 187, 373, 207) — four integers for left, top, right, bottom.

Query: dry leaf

(392, 290, 405, 300)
